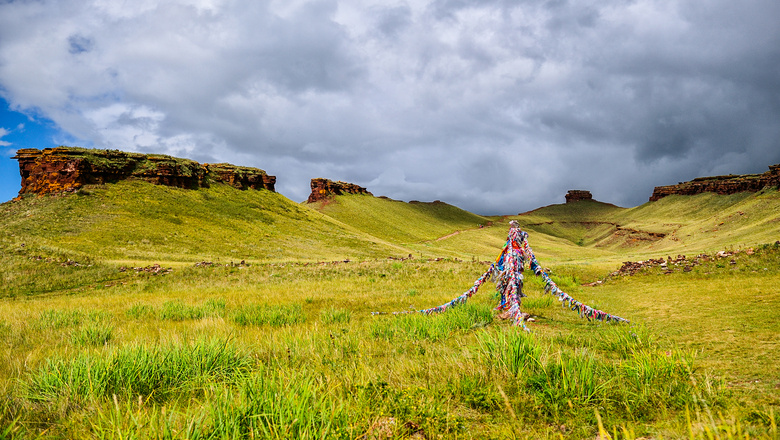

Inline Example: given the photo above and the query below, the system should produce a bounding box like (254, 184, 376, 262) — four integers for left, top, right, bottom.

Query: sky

(1, 0, 778, 214)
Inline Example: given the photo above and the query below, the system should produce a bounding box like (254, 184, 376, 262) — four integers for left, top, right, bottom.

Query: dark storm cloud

(1, 0, 778, 212)
(67, 34, 94, 54)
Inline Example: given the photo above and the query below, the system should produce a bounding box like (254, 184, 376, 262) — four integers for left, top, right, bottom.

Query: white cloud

(0, 127, 10, 146)
(0, 0, 778, 213)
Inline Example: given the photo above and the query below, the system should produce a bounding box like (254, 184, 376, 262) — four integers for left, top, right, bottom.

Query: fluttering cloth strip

(372, 221, 629, 329)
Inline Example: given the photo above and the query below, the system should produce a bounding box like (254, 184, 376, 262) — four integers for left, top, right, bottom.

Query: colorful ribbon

(372, 221, 629, 328)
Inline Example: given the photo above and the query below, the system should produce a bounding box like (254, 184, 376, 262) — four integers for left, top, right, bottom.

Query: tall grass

(71, 323, 113, 347)
(369, 303, 493, 341)
(196, 371, 349, 439)
(476, 328, 720, 423)
(77, 370, 354, 440)
(231, 304, 305, 327)
(477, 328, 544, 378)
(125, 304, 155, 319)
(159, 298, 226, 321)
(26, 339, 251, 403)
(33, 309, 109, 330)
(320, 306, 352, 324)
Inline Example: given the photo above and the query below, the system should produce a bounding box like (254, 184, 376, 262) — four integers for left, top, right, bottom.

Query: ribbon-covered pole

(372, 221, 629, 327)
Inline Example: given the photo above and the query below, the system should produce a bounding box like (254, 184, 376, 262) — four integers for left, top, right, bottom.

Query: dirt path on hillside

(436, 230, 462, 241)
(433, 220, 499, 241)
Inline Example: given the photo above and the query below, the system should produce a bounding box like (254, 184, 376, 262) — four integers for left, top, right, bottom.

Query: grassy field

(0, 181, 779, 439)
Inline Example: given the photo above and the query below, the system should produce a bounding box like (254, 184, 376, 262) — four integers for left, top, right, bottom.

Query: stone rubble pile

(194, 260, 250, 268)
(119, 264, 173, 275)
(583, 246, 765, 286)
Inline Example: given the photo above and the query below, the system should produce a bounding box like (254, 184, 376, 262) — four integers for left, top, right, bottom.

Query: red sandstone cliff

(649, 164, 780, 201)
(306, 178, 372, 203)
(12, 147, 275, 197)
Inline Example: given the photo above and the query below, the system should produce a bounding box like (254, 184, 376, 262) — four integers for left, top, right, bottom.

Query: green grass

(309, 194, 489, 245)
(0, 252, 776, 438)
(70, 323, 114, 347)
(231, 303, 306, 327)
(25, 339, 251, 403)
(320, 306, 353, 324)
(158, 298, 226, 321)
(0, 180, 408, 265)
(0, 180, 779, 438)
(516, 189, 780, 258)
(370, 302, 494, 341)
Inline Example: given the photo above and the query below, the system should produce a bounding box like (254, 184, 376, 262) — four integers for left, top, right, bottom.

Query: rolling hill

(1, 160, 779, 439)
(514, 189, 780, 258)
(0, 179, 500, 265)
(0, 180, 409, 264)
(2, 175, 779, 267)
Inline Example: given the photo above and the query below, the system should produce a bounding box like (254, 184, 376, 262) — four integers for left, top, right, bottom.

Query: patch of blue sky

(0, 97, 82, 203)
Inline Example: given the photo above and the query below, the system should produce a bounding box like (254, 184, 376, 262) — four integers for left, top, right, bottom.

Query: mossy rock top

(12, 147, 275, 195)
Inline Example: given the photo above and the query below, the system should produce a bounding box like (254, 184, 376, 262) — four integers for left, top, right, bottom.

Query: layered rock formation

(649, 164, 780, 201)
(12, 147, 275, 197)
(206, 163, 276, 191)
(565, 190, 593, 203)
(307, 178, 372, 203)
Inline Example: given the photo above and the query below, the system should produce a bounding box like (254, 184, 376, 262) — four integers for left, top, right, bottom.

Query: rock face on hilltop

(12, 147, 275, 197)
(565, 190, 593, 203)
(649, 164, 780, 201)
(307, 178, 372, 203)
(205, 163, 276, 192)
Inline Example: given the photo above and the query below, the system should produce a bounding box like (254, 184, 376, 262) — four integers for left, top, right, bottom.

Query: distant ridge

(649, 164, 780, 201)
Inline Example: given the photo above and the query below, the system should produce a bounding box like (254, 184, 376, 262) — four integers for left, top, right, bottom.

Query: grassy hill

(4, 176, 776, 267)
(0, 180, 412, 264)
(1, 178, 779, 439)
(307, 194, 489, 244)
(513, 190, 780, 259)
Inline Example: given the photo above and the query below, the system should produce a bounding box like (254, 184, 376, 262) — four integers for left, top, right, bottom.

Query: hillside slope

(615, 189, 780, 253)
(0, 180, 411, 264)
(308, 195, 489, 246)
(2, 175, 777, 268)
(513, 189, 780, 260)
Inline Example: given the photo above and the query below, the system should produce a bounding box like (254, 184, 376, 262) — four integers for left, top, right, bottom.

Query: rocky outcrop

(306, 178, 371, 203)
(565, 190, 592, 203)
(649, 164, 780, 201)
(12, 147, 275, 197)
(206, 163, 276, 191)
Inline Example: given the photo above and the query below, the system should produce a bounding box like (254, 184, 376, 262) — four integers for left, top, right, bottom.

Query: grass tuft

(159, 298, 226, 321)
(320, 306, 352, 325)
(231, 304, 305, 327)
(71, 323, 113, 347)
